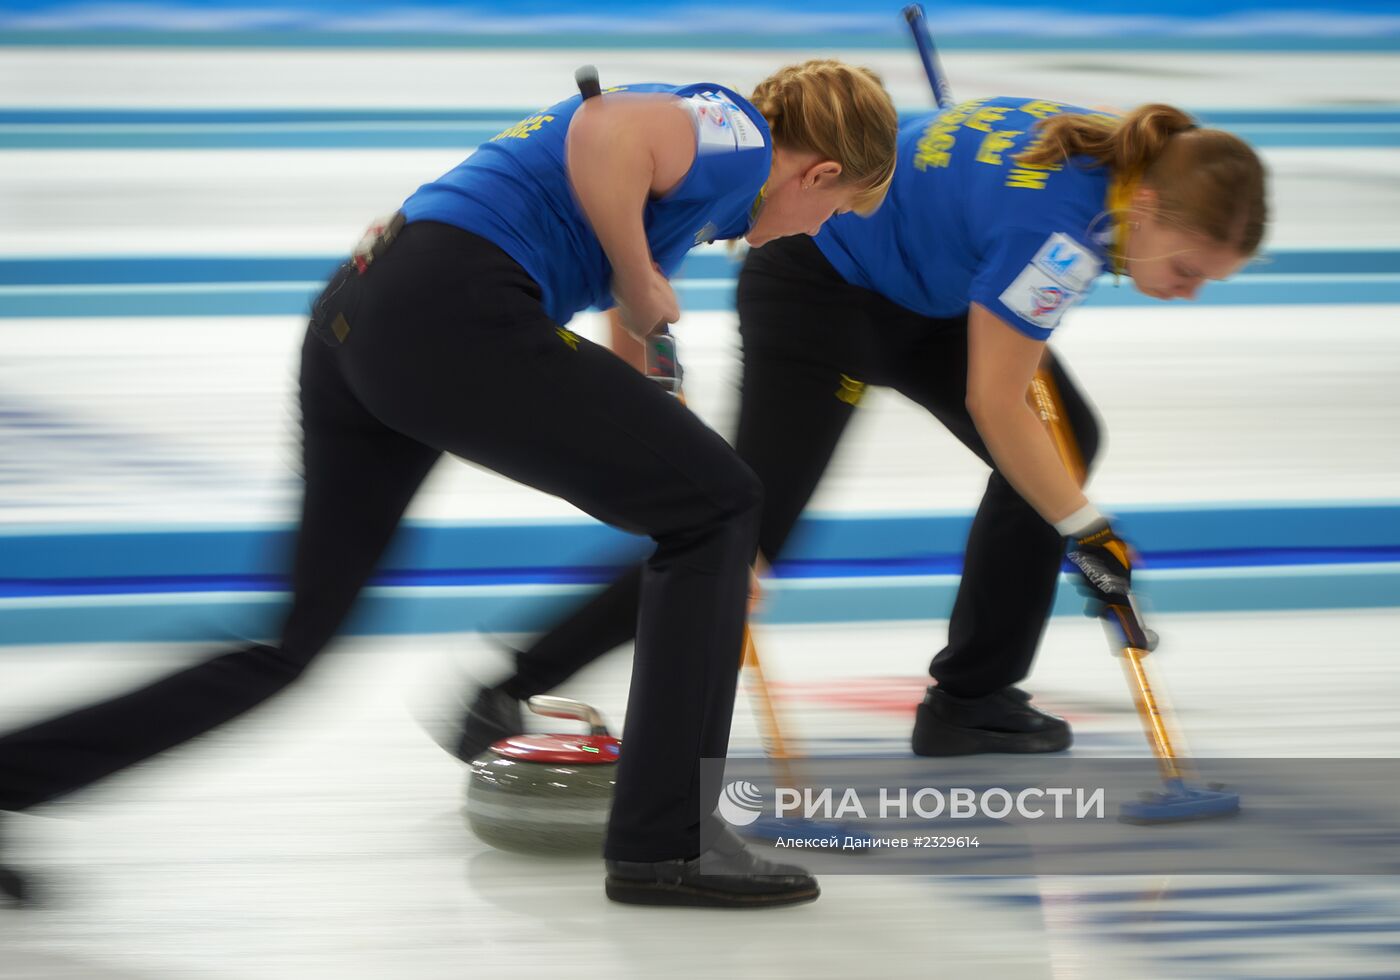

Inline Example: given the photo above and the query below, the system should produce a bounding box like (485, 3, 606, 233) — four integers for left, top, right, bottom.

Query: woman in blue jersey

(0, 60, 899, 910)
(458, 99, 1267, 760)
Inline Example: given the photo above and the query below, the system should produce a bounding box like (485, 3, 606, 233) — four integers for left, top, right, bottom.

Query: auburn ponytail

(1018, 103, 1196, 178)
(1019, 103, 1267, 256)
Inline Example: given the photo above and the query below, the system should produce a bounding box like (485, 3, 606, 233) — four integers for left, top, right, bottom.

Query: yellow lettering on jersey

(914, 144, 951, 169)
(913, 98, 987, 171)
(1018, 100, 1064, 120)
(490, 113, 556, 142)
(975, 130, 1022, 166)
(1004, 168, 1050, 190)
(1003, 131, 1064, 189)
(964, 106, 1012, 132)
(913, 114, 961, 170)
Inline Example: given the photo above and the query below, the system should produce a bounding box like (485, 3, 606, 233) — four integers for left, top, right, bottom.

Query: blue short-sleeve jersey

(814, 97, 1115, 340)
(401, 83, 771, 326)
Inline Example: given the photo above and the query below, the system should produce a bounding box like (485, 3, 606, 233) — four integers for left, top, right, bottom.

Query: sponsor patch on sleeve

(998, 265, 1083, 330)
(683, 90, 767, 154)
(1030, 232, 1102, 292)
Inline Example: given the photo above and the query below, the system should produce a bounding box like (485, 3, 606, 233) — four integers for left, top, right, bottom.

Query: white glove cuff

(1054, 503, 1105, 539)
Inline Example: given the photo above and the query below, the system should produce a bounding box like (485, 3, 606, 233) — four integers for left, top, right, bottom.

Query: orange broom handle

(1028, 364, 1086, 487)
(743, 625, 795, 782)
(1030, 360, 1185, 779)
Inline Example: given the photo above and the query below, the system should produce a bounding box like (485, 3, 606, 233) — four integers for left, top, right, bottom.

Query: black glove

(1066, 520, 1152, 650)
(1067, 519, 1132, 600)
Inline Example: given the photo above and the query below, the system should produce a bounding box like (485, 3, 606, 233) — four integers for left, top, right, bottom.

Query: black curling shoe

(605, 825, 820, 909)
(912, 685, 1072, 756)
(453, 684, 525, 763)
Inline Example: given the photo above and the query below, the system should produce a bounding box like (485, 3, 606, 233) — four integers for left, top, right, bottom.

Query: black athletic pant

(501, 233, 1101, 703)
(0, 223, 760, 863)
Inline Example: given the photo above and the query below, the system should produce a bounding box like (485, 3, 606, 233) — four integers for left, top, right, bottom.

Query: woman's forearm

(968, 394, 1088, 526)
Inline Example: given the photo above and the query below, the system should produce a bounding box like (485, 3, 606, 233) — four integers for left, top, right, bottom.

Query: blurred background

(1, 2, 1398, 978)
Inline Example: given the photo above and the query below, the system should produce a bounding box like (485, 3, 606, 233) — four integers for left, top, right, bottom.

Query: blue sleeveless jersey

(815, 97, 1115, 340)
(402, 83, 771, 326)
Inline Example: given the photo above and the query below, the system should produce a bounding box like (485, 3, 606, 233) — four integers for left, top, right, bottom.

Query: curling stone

(464, 695, 620, 854)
